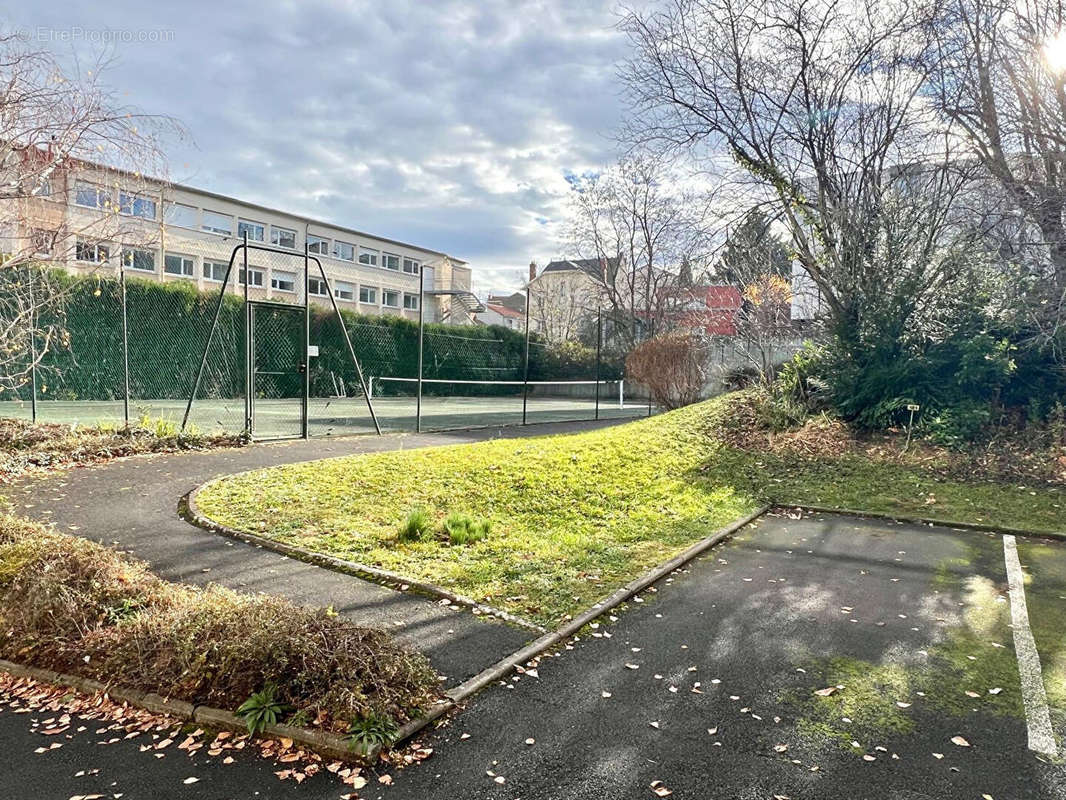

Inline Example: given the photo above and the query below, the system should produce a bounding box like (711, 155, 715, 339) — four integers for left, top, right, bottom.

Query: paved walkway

(3, 419, 620, 685)
(4, 512, 1064, 799)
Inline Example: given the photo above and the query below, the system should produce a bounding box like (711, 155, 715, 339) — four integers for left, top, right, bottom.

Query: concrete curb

(183, 481, 547, 634)
(0, 658, 376, 764)
(779, 503, 1066, 542)
(391, 504, 770, 745)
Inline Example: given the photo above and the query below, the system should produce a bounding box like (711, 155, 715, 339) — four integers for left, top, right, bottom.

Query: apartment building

(14, 159, 478, 324)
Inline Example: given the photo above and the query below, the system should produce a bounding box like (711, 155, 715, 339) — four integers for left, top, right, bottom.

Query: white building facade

(16, 163, 475, 324)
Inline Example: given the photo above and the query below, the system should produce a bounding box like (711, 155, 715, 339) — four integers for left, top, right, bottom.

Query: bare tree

(565, 154, 713, 347)
(619, 0, 978, 353)
(0, 35, 173, 396)
(928, 0, 1066, 351)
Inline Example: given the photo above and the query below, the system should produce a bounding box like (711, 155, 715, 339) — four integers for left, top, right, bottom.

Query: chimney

(529, 261, 537, 282)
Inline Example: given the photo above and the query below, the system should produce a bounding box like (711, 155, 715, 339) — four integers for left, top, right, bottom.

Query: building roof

(541, 257, 620, 280)
(487, 291, 526, 313)
(482, 303, 524, 319)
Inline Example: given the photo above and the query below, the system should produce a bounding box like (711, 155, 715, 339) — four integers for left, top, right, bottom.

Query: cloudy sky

(11, 1, 640, 294)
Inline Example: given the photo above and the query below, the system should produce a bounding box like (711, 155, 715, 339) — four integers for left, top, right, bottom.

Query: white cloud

(19, 0, 638, 292)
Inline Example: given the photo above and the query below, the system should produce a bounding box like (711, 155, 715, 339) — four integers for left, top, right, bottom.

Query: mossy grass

(195, 395, 1066, 626)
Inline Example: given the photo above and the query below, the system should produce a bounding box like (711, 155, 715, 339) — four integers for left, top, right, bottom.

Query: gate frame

(247, 298, 307, 441)
(181, 234, 381, 439)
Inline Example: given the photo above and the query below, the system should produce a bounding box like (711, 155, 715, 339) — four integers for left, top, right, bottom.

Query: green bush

(4, 266, 620, 405)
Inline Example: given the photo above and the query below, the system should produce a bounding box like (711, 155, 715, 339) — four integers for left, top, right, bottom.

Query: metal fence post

(27, 269, 37, 424)
(594, 307, 602, 421)
(242, 232, 251, 435)
(120, 264, 130, 427)
(522, 290, 531, 425)
(416, 262, 425, 433)
(302, 244, 310, 439)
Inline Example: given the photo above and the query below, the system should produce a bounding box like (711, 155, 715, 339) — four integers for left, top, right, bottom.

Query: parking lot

(3, 510, 1065, 799)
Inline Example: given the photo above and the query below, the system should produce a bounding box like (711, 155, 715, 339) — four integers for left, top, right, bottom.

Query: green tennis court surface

(0, 396, 650, 438)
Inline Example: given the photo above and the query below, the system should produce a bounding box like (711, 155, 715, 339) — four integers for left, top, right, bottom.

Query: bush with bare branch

(0, 34, 175, 395)
(626, 331, 711, 410)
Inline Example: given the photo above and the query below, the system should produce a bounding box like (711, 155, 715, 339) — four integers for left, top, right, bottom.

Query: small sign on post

(307, 344, 319, 357)
(904, 403, 920, 450)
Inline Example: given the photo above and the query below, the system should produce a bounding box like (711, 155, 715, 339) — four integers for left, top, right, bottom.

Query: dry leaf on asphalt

(650, 780, 673, 797)
(814, 687, 837, 697)
(951, 736, 971, 747)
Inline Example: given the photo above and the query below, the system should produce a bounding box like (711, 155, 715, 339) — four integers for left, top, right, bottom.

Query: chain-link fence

(1, 243, 655, 438)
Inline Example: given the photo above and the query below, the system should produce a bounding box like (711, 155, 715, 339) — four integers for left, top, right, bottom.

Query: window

(332, 240, 355, 261)
(334, 281, 355, 301)
(307, 235, 330, 255)
(359, 286, 377, 304)
(382, 289, 399, 308)
(164, 252, 195, 276)
(74, 182, 109, 210)
(239, 267, 264, 287)
(203, 260, 228, 282)
(308, 276, 329, 296)
(163, 202, 197, 229)
(122, 249, 155, 272)
(237, 219, 265, 242)
(358, 247, 379, 266)
(271, 270, 296, 292)
(201, 210, 233, 235)
(403, 293, 419, 310)
(271, 227, 296, 249)
(119, 191, 157, 219)
(382, 253, 400, 271)
(402, 257, 420, 275)
(75, 239, 109, 263)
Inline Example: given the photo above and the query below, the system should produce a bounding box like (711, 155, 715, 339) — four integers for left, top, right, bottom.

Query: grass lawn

(194, 396, 1066, 627)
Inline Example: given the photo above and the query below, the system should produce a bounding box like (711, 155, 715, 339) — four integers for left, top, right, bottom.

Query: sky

(7, 1, 639, 295)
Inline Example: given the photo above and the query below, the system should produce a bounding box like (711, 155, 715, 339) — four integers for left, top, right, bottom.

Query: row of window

(75, 241, 419, 309)
(73, 182, 422, 275)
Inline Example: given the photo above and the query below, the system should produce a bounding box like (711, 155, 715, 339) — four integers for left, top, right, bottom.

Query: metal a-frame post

(182, 242, 242, 434)
(309, 252, 381, 435)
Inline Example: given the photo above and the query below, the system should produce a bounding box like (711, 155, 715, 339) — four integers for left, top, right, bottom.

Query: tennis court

(0, 382, 651, 439)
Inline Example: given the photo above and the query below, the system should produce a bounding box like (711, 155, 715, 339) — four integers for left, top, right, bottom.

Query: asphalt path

(3, 420, 620, 686)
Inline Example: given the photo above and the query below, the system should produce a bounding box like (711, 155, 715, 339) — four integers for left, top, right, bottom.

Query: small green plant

(442, 513, 491, 546)
(105, 597, 144, 624)
(135, 412, 181, 439)
(286, 708, 312, 729)
(397, 507, 432, 543)
(345, 711, 399, 752)
(236, 683, 286, 734)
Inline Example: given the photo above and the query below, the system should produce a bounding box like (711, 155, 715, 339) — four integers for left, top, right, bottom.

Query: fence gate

(249, 300, 306, 439)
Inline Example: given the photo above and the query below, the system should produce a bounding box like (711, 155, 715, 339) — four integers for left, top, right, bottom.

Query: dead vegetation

(0, 514, 438, 732)
(0, 417, 245, 482)
(717, 391, 1066, 488)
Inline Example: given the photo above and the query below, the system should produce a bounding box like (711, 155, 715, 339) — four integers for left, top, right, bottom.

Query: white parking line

(1002, 534, 1058, 758)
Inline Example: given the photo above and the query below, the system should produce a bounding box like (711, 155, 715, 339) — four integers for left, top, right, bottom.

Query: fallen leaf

(814, 687, 837, 697)
(650, 780, 673, 797)
(951, 736, 970, 747)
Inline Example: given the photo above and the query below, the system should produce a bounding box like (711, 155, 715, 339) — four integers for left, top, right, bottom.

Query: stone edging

(390, 504, 771, 745)
(778, 503, 1066, 542)
(0, 658, 380, 764)
(183, 480, 547, 634)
